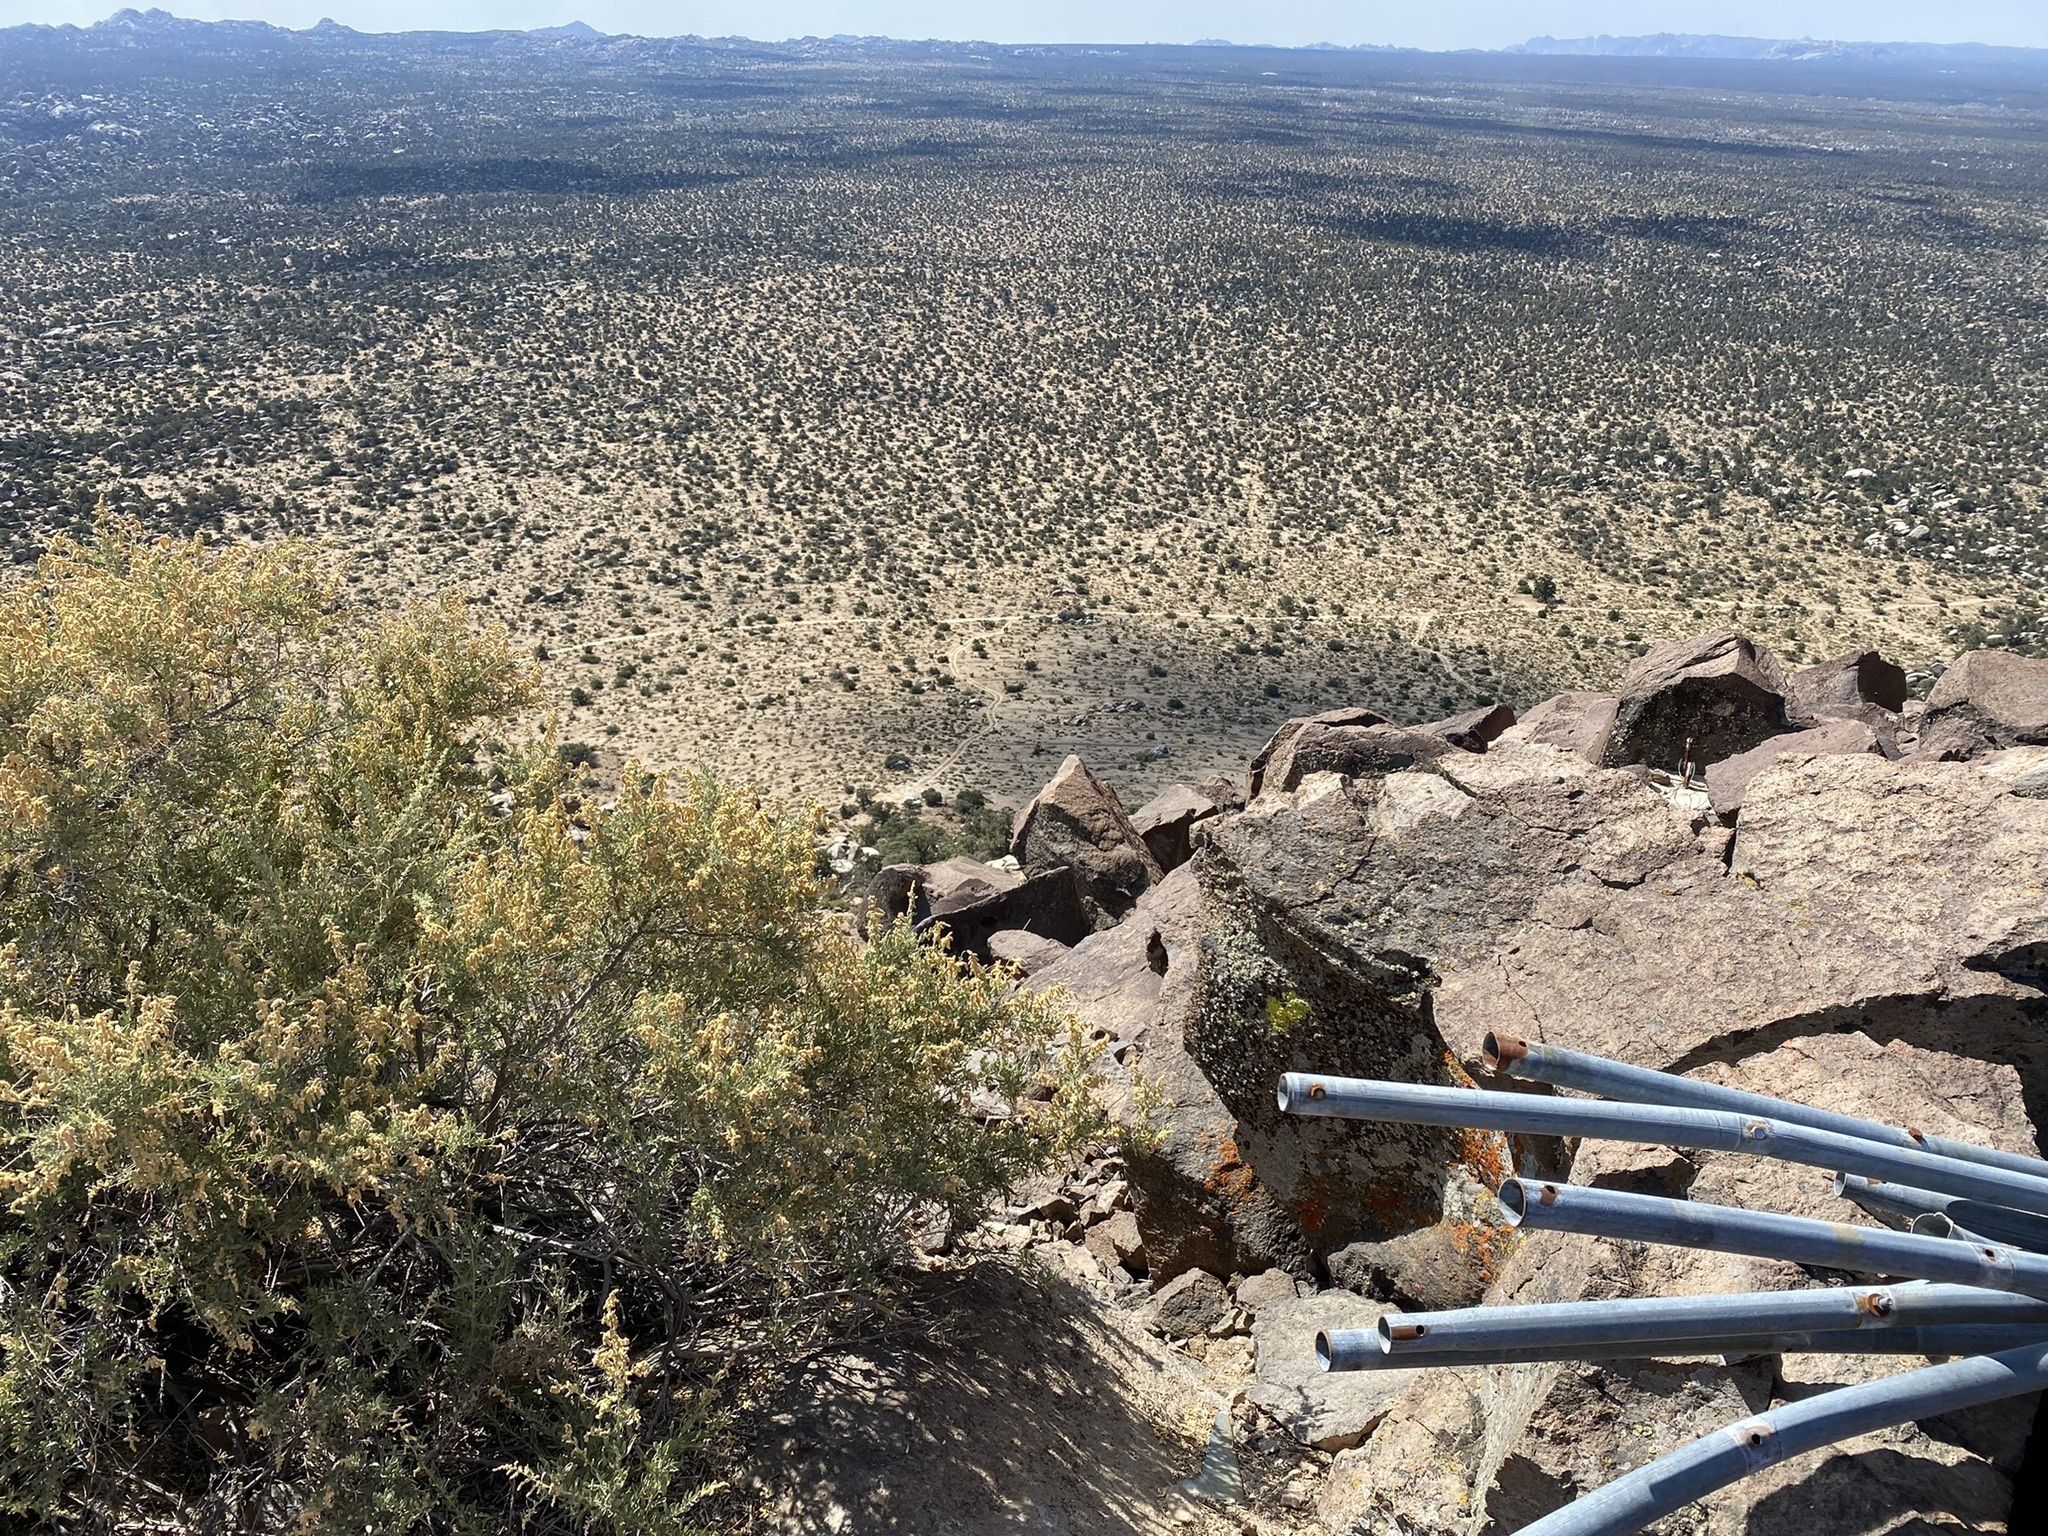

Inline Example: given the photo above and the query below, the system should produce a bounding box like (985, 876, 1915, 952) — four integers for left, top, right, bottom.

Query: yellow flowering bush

(0, 523, 1086, 1532)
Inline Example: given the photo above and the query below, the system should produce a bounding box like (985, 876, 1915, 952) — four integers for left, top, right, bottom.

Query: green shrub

(0, 525, 1086, 1531)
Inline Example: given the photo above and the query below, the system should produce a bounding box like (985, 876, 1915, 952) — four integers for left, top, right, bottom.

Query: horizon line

(6, 9, 2045, 56)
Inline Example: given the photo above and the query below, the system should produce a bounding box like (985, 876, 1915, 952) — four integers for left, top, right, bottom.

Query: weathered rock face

(1204, 743, 2048, 1110)
(1786, 647, 1909, 718)
(1258, 722, 1462, 797)
(1248, 706, 1386, 798)
(1129, 783, 1224, 874)
(1325, 1225, 1492, 1312)
(1919, 649, 2048, 760)
(1024, 863, 1199, 1050)
(1496, 690, 1618, 762)
(1419, 702, 1517, 752)
(1182, 774, 1515, 1278)
(1982, 745, 2048, 799)
(1032, 864, 1325, 1285)
(1249, 1290, 1419, 1452)
(921, 864, 1091, 959)
(1322, 1037, 2040, 1535)
(1702, 717, 1884, 819)
(985, 928, 1069, 976)
(1604, 631, 1790, 772)
(1009, 754, 1163, 927)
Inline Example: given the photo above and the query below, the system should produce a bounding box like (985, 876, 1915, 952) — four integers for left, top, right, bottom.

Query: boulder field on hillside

(874, 636, 2048, 1532)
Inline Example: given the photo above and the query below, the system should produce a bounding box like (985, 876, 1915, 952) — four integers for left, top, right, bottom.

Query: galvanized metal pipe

(1833, 1172, 2048, 1254)
(1317, 1324, 2048, 1373)
(1508, 1339, 2048, 1536)
(1913, 1213, 2001, 1248)
(1484, 1033, 2048, 1180)
(1370, 1282, 2048, 1356)
(1274, 1073, 2048, 1217)
(1497, 1177, 2048, 1299)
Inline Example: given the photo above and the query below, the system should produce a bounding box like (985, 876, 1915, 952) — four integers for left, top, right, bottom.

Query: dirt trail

(751, 1260, 1302, 1536)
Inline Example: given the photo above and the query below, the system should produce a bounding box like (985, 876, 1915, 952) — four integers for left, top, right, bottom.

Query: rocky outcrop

(980, 632, 2047, 1532)
(1786, 647, 1909, 718)
(1604, 631, 1789, 772)
(1496, 689, 1617, 762)
(1130, 783, 1226, 873)
(1702, 716, 1884, 818)
(1010, 753, 1162, 927)
(1919, 649, 2048, 760)
(1257, 721, 1462, 797)
(1418, 702, 1516, 751)
(1249, 706, 1386, 798)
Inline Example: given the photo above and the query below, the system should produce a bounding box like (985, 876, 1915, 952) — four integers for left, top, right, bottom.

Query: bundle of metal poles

(1276, 1035, 2048, 1536)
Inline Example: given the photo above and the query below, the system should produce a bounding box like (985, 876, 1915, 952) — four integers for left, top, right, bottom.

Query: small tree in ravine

(0, 523, 1090, 1532)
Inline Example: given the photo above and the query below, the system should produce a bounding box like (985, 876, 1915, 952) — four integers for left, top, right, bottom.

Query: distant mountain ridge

(1511, 32, 2048, 65)
(8, 11, 2045, 68)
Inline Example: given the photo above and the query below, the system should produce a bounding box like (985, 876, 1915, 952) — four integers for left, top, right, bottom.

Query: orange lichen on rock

(1201, 1132, 1259, 1207)
(1458, 1125, 1511, 1191)
(1444, 1217, 1514, 1286)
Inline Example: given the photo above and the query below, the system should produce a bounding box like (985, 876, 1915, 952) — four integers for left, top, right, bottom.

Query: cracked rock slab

(1248, 1291, 1418, 1452)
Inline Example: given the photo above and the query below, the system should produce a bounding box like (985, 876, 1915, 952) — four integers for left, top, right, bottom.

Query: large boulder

(1129, 783, 1224, 873)
(1321, 1037, 2039, 1535)
(1786, 647, 1909, 718)
(1919, 649, 2048, 760)
(1022, 865, 1300, 1285)
(865, 855, 1023, 934)
(1009, 754, 1162, 927)
(1419, 749, 2048, 1090)
(1258, 722, 1462, 797)
(1174, 774, 1517, 1281)
(917, 864, 1091, 959)
(985, 928, 1069, 976)
(1603, 632, 1790, 772)
(1496, 690, 1618, 763)
(1703, 717, 1884, 819)
(1249, 1290, 1419, 1452)
(1418, 702, 1517, 752)
(1249, 706, 1386, 798)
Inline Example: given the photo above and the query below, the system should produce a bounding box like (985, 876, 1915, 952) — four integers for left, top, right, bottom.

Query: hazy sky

(3, 1, 2044, 51)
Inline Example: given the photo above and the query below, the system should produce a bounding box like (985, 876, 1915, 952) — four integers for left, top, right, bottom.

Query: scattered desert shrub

(0, 524, 1087, 1531)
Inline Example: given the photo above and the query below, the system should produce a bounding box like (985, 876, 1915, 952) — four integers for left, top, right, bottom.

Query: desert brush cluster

(0, 524, 1090, 1530)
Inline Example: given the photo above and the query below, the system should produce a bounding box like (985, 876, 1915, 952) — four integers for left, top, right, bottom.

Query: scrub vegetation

(0, 524, 1088, 1531)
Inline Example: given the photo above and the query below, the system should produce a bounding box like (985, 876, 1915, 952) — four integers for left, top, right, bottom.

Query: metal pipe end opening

(1499, 1179, 1531, 1225)
(1314, 1332, 1333, 1372)
(1482, 1032, 1529, 1073)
